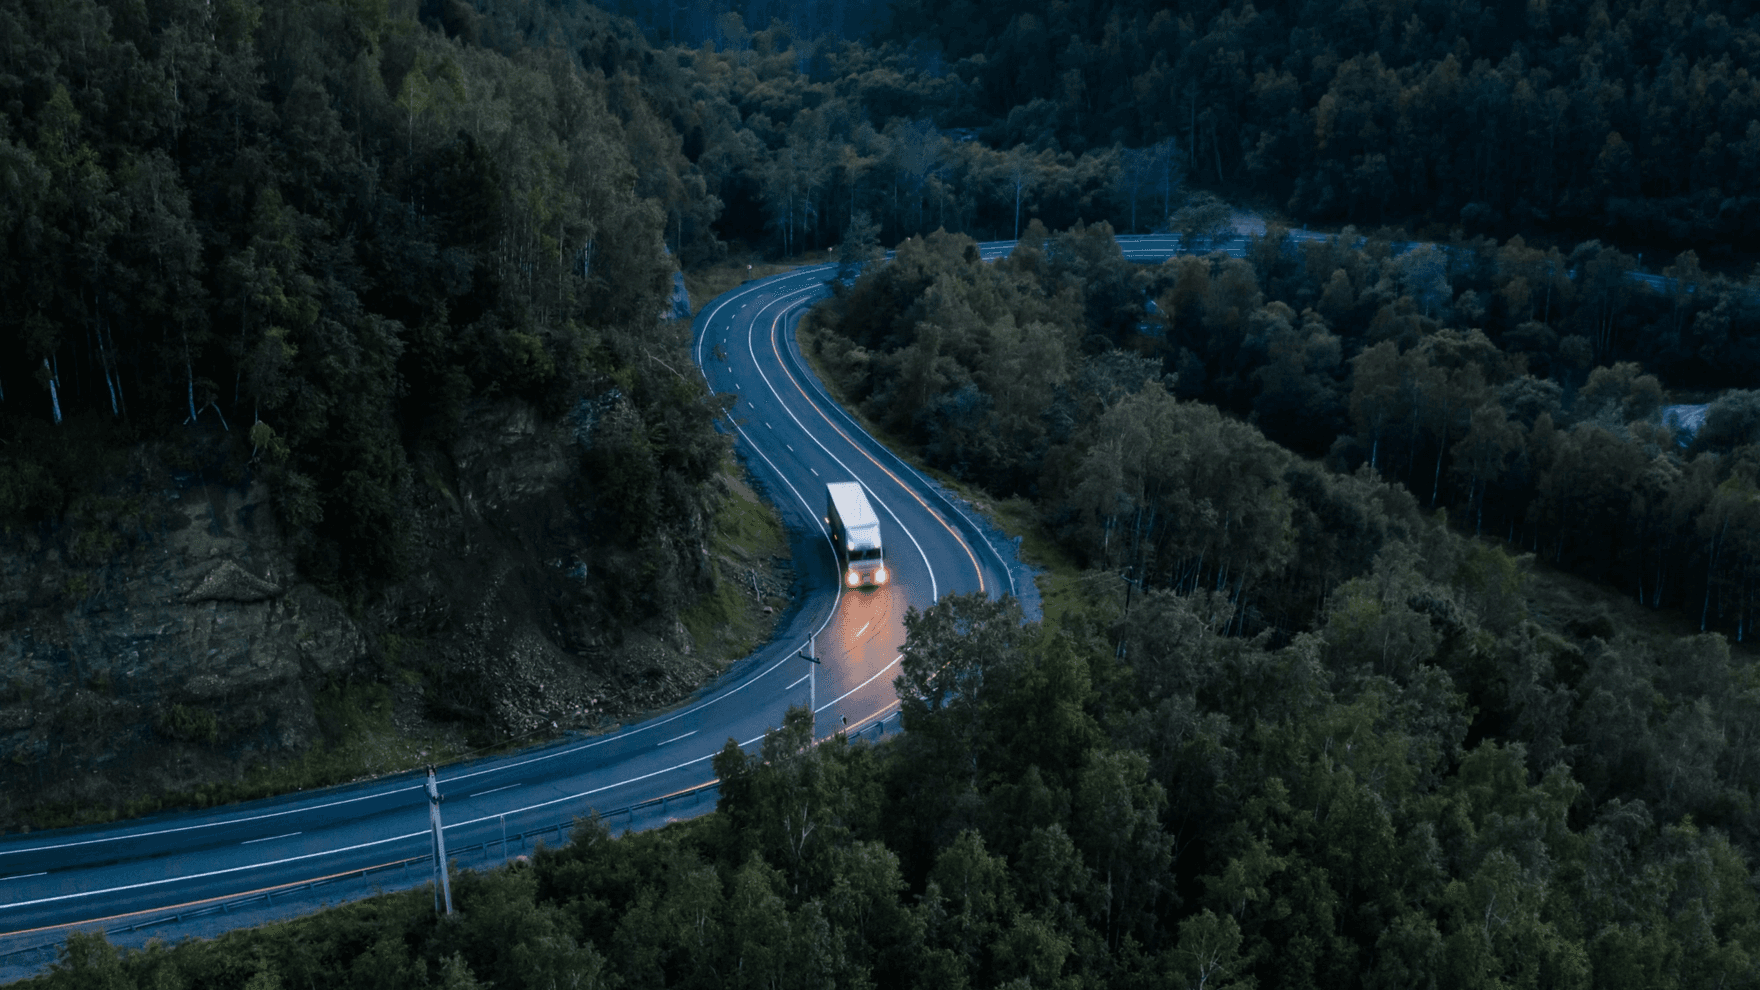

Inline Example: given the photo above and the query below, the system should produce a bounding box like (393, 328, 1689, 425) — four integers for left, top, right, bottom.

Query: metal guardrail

(0, 709, 903, 970)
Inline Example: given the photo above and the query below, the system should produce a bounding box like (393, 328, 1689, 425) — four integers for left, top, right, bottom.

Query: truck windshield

(851, 547, 882, 561)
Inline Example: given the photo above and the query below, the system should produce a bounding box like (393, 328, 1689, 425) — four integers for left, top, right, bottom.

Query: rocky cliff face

(0, 471, 366, 823)
(0, 400, 789, 829)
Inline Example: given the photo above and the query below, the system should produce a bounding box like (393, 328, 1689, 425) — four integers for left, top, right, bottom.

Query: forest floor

(1522, 550, 1760, 662)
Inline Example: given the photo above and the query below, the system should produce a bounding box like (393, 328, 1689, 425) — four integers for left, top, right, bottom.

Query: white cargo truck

(825, 482, 887, 588)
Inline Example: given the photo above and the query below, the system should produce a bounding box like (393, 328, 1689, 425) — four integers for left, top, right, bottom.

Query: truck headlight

(847, 570, 860, 588)
(874, 567, 888, 585)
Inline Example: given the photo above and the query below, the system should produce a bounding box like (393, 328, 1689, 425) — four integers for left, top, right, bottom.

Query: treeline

(805, 224, 1760, 638)
(589, 0, 894, 47)
(0, 0, 726, 610)
(34, 575, 1760, 988)
(437, 0, 1760, 289)
(12, 0, 1760, 595)
(880, 0, 1760, 253)
(532, 0, 1760, 262)
(440, 8, 1187, 258)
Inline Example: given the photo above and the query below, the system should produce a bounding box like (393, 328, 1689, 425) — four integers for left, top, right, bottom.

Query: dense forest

(11, 0, 1760, 984)
(8, 0, 1760, 578)
(33, 575, 1760, 987)
(0, 0, 738, 612)
(875, 0, 1760, 254)
(805, 222, 1760, 639)
(476, 0, 1760, 262)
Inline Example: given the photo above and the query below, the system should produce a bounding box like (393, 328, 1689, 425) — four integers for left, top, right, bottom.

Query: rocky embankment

(0, 401, 791, 829)
(0, 470, 363, 824)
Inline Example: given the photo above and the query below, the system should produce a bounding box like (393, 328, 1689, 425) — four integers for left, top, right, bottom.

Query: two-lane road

(0, 253, 1018, 976)
(694, 265, 1020, 732)
(7, 226, 1495, 973)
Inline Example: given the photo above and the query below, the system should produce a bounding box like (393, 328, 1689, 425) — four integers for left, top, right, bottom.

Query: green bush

(154, 704, 220, 745)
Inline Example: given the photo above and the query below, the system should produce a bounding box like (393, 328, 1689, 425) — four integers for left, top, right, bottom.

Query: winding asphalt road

(0, 226, 1664, 978)
(0, 247, 1026, 979)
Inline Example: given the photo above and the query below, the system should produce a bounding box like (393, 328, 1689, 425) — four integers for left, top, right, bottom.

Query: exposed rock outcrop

(0, 474, 367, 821)
(0, 399, 792, 829)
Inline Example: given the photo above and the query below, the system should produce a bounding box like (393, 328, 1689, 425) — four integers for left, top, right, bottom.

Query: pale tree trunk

(184, 347, 198, 424)
(1704, 516, 1728, 632)
(94, 299, 120, 417)
(43, 357, 62, 424)
(1430, 399, 1451, 506)
(1014, 176, 1022, 240)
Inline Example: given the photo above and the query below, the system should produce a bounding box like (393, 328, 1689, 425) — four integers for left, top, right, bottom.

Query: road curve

(0, 246, 1028, 978)
(5, 224, 1601, 975)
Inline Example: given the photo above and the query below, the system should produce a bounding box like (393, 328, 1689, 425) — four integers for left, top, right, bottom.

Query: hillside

(8, 0, 1760, 984)
(0, 0, 777, 827)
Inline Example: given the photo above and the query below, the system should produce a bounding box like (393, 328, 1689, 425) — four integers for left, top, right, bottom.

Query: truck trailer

(825, 482, 887, 588)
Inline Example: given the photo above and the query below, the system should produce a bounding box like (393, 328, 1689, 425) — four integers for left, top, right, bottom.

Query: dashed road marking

(242, 832, 300, 846)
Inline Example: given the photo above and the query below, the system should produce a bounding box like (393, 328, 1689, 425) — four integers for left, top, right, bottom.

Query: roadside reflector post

(426, 766, 454, 916)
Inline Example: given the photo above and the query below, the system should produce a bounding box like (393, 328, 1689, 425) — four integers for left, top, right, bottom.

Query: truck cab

(825, 482, 887, 588)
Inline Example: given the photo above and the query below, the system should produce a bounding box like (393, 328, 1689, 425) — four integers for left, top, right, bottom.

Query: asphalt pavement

(0, 226, 1668, 979)
(0, 252, 1022, 981)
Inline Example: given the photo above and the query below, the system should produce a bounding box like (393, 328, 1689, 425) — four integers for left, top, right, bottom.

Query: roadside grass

(683, 249, 836, 318)
(12, 264, 831, 834)
(17, 679, 471, 832)
(792, 324, 1100, 628)
(775, 260, 1760, 673)
(679, 460, 793, 662)
(1519, 550, 1760, 661)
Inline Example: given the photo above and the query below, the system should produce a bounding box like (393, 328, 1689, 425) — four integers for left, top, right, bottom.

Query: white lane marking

(469, 784, 520, 798)
(0, 873, 46, 882)
(1, 728, 787, 913)
(0, 783, 423, 859)
(773, 307, 1012, 599)
(241, 832, 300, 845)
(786, 444, 793, 451)
(692, 263, 835, 384)
(766, 422, 772, 429)
(817, 655, 904, 714)
(1, 829, 430, 911)
(446, 728, 777, 833)
(787, 673, 810, 690)
(746, 290, 940, 602)
(856, 620, 870, 637)
(440, 648, 801, 792)
(0, 268, 836, 868)
(657, 731, 697, 746)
